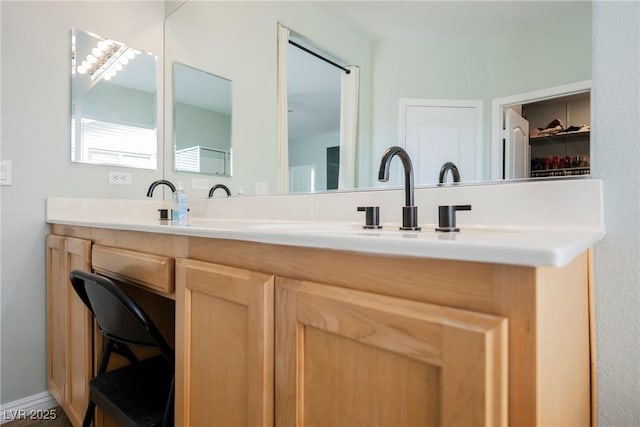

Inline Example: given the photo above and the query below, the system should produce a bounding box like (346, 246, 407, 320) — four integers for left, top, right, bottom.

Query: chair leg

(161, 378, 175, 427)
(96, 339, 114, 375)
(82, 339, 113, 427)
(81, 401, 96, 427)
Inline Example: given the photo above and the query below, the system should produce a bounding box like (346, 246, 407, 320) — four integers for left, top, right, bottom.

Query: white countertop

(46, 179, 605, 268)
(48, 215, 602, 267)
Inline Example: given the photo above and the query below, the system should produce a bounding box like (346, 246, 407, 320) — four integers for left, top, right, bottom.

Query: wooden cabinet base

(48, 226, 594, 427)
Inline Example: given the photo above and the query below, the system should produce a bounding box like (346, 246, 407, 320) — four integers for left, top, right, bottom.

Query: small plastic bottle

(172, 182, 188, 226)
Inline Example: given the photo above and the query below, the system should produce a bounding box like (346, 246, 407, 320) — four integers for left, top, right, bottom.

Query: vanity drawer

(92, 245, 174, 294)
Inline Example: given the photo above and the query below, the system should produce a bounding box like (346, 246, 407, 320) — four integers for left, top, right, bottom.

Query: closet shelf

(530, 131, 590, 145)
(531, 167, 590, 178)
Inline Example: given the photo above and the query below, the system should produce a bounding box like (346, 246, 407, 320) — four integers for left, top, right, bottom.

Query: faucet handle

(436, 204, 472, 232)
(357, 206, 382, 229)
(157, 208, 169, 220)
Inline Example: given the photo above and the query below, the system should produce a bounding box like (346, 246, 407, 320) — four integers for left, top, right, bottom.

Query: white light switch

(1, 160, 12, 186)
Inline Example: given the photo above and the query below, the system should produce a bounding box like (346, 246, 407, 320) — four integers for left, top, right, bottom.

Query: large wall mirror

(71, 29, 158, 169)
(164, 1, 592, 194)
(173, 62, 232, 176)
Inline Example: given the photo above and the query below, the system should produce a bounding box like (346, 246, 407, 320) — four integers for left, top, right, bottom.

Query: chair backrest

(70, 270, 173, 364)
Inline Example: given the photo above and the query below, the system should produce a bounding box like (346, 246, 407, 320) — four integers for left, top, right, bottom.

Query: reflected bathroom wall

(163, 1, 591, 194)
(173, 62, 232, 176)
(163, 1, 371, 196)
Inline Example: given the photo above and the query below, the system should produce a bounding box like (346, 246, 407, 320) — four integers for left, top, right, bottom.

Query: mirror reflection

(173, 62, 232, 176)
(164, 1, 592, 194)
(71, 29, 158, 169)
(287, 38, 343, 193)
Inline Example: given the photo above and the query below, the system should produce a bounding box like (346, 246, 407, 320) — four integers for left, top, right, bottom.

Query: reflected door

(400, 99, 483, 185)
(504, 109, 530, 179)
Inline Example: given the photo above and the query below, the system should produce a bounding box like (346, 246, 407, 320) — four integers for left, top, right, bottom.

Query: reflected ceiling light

(92, 47, 137, 81)
(76, 37, 137, 82)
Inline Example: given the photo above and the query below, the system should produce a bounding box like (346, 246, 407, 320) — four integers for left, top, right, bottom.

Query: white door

(399, 99, 483, 186)
(504, 109, 530, 179)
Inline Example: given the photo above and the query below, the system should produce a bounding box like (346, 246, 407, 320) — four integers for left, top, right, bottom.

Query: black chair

(69, 270, 174, 427)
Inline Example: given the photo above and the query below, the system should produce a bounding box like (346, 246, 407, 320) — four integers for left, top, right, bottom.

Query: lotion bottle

(172, 182, 188, 226)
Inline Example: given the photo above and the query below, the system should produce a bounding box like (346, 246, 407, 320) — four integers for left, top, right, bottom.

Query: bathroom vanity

(46, 179, 603, 427)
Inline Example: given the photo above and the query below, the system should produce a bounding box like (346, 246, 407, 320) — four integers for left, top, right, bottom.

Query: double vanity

(46, 178, 603, 426)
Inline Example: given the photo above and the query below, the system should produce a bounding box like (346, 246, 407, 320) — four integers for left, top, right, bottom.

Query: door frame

(490, 80, 592, 180)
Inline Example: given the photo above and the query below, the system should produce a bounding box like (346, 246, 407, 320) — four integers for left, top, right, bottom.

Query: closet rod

(288, 40, 350, 74)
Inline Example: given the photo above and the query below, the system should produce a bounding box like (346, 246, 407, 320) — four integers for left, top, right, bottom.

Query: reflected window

(70, 29, 158, 169)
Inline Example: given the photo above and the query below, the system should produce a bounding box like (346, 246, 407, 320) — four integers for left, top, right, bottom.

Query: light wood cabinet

(175, 258, 274, 427)
(48, 225, 594, 427)
(46, 235, 92, 427)
(92, 245, 175, 296)
(275, 277, 508, 427)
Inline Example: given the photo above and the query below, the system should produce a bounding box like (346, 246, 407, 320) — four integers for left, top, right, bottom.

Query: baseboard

(0, 391, 58, 424)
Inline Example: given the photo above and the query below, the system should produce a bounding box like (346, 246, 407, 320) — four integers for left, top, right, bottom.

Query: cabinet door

(175, 258, 274, 427)
(64, 237, 92, 427)
(275, 277, 508, 427)
(46, 235, 92, 427)
(46, 235, 67, 405)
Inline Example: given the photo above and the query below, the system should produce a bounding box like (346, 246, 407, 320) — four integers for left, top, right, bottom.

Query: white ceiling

(313, 1, 587, 40)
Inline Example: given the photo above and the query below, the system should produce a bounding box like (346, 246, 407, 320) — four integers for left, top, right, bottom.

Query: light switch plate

(1, 160, 12, 186)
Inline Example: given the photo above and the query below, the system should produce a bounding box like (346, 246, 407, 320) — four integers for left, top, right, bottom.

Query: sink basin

(247, 221, 362, 232)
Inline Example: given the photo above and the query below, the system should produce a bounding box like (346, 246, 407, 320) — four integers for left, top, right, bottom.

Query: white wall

(0, 0, 164, 404)
(174, 102, 231, 151)
(289, 129, 340, 192)
(370, 34, 489, 186)
(592, 1, 640, 425)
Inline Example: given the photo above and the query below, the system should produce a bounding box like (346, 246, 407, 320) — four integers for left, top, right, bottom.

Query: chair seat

(89, 355, 173, 427)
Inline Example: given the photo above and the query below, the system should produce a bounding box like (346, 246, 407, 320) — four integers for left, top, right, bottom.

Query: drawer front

(92, 245, 174, 294)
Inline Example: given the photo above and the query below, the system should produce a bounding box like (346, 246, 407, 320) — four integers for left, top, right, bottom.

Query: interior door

(503, 109, 530, 179)
(399, 99, 483, 185)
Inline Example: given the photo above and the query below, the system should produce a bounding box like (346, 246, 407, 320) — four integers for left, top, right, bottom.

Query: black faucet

(377, 146, 420, 231)
(438, 162, 460, 184)
(208, 184, 231, 198)
(146, 180, 176, 197)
